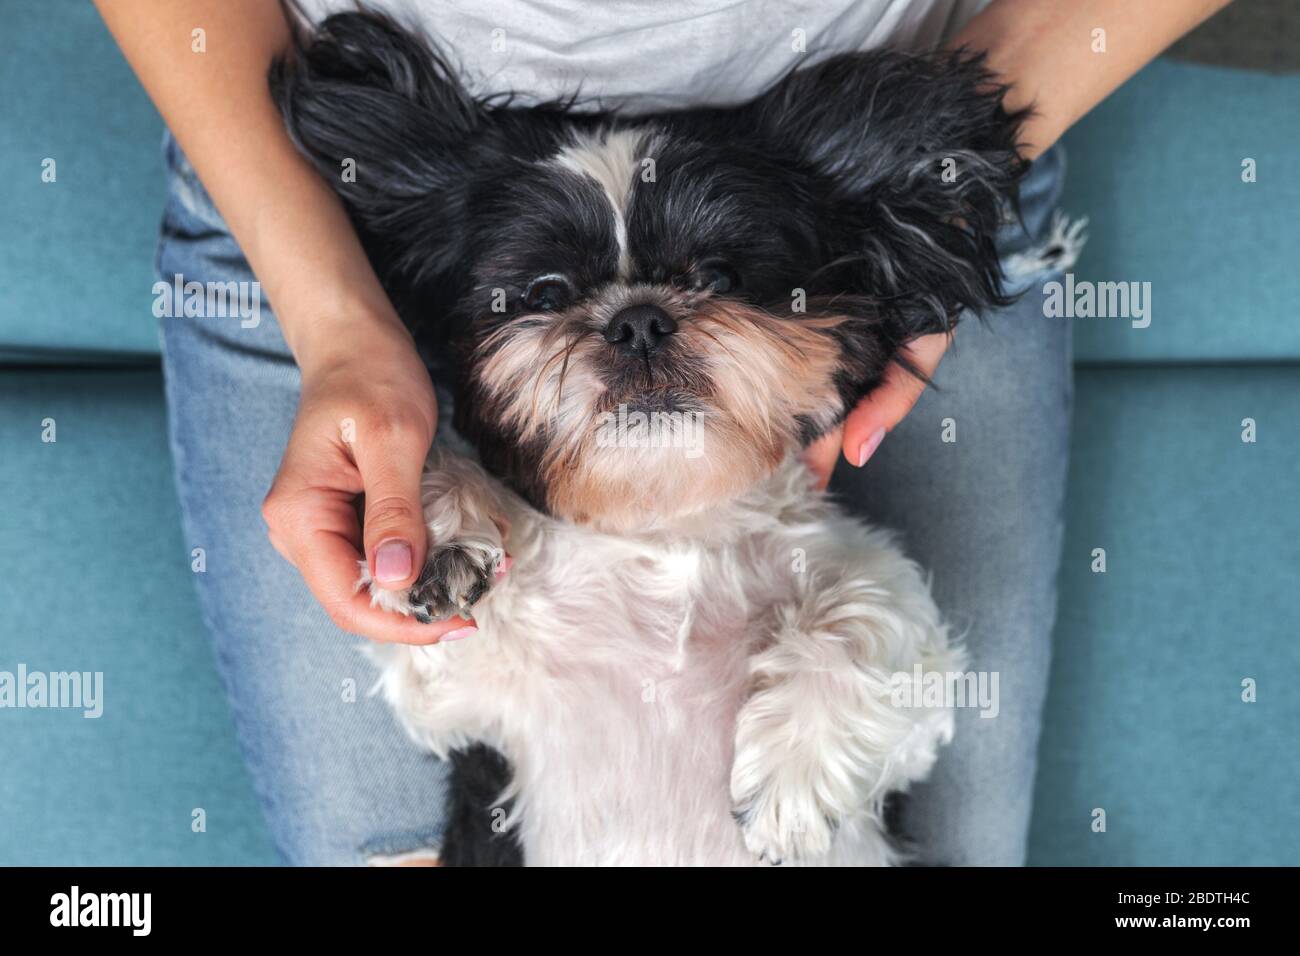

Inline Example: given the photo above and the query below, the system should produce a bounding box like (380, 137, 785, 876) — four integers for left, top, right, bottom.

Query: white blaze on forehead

(552, 127, 648, 278)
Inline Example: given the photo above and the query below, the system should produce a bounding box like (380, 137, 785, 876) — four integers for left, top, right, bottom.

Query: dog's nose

(604, 304, 677, 356)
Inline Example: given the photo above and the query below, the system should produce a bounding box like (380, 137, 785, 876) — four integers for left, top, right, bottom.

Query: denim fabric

(833, 146, 1072, 865)
(156, 130, 1069, 865)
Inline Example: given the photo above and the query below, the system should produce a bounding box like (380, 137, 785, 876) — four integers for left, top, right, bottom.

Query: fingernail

(440, 626, 477, 642)
(495, 554, 514, 579)
(856, 427, 886, 468)
(375, 539, 412, 584)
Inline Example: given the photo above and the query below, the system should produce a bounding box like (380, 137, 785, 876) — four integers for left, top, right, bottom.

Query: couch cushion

(0, 370, 277, 865)
(1029, 365, 1300, 865)
(1061, 59, 1300, 364)
(0, 3, 164, 361)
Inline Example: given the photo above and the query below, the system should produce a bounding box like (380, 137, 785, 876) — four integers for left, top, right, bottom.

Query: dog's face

(275, 11, 1026, 532)
(459, 125, 871, 531)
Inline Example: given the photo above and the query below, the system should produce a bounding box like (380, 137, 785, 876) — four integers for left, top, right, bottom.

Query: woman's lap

(157, 132, 1070, 866)
(832, 146, 1073, 864)
(837, 308, 1071, 865)
(157, 137, 450, 864)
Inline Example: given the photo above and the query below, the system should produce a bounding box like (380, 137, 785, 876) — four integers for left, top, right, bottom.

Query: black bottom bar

(0, 866, 1276, 940)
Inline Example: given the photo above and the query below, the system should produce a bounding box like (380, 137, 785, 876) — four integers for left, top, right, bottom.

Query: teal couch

(2, 5, 1296, 865)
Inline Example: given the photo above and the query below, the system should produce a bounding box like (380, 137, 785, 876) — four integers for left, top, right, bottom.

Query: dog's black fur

(439, 745, 524, 867)
(271, 8, 1027, 442)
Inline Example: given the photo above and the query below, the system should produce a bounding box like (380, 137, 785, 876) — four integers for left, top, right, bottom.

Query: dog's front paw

(407, 541, 504, 622)
(360, 540, 506, 623)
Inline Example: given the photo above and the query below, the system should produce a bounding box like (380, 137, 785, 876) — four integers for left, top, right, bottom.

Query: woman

(97, 0, 1230, 865)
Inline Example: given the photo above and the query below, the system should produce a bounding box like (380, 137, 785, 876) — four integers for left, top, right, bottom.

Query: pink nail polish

(440, 626, 477, 642)
(856, 427, 886, 467)
(375, 539, 412, 583)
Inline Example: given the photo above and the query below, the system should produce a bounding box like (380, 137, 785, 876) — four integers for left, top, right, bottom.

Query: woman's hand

(803, 333, 949, 489)
(261, 323, 471, 644)
(95, 1, 487, 643)
(806, 0, 1233, 488)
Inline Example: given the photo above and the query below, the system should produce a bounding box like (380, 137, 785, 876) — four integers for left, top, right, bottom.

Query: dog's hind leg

(730, 523, 963, 865)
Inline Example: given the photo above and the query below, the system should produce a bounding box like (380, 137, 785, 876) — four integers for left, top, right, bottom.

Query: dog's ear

(270, 10, 487, 290)
(749, 50, 1030, 340)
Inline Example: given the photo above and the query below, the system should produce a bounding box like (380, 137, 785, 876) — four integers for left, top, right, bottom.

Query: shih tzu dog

(273, 9, 1027, 866)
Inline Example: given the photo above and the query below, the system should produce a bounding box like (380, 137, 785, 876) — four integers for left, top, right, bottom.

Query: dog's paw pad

(407, 542, 504, 622)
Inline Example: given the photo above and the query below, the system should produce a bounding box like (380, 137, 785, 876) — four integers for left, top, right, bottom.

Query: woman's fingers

(802, 333, 952, 489)
(839, 332, 951, 469)
(263, 477, 470, 645)
(802, 426, 845, 490)
(301, 519, 475, 646)
(351, 411, 434, 591)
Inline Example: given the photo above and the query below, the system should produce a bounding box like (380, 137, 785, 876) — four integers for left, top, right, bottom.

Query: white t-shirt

(292, 0, 990, 112)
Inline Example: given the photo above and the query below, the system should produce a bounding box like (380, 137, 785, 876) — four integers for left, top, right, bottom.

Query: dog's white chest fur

(479, 541, 754, 866)
(367, 448, 962, 866)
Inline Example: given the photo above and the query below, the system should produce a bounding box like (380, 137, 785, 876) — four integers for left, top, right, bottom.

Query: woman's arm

(96, 0, 471, 644)
(961, 0, 1236, 162)
(806, 0, 1233, 484)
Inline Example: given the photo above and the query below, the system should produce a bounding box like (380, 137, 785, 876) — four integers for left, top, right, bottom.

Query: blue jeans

(157, 132, 1070, 866)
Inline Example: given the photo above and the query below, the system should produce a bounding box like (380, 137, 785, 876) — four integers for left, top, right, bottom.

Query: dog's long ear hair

(745, 50, 1030, 349)
(270, 9, 488, 302)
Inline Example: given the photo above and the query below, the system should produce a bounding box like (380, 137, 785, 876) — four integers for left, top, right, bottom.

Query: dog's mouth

(467, 294, 858, 530)
(597, 385, 699, 416)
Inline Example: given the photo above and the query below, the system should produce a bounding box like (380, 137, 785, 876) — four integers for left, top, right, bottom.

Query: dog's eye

(523, 275, 572, 312)
(690, 260, 740, 295)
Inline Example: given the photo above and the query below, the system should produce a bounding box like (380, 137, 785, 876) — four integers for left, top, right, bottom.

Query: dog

(272, 8, 1027, 865)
